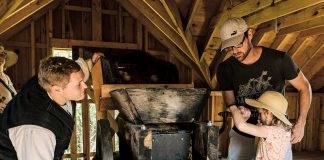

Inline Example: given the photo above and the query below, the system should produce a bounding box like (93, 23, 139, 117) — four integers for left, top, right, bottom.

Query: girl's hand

(238, 106, 251, 121)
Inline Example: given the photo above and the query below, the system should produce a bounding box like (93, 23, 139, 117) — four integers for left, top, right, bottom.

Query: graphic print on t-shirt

(236, 71, 273, 105)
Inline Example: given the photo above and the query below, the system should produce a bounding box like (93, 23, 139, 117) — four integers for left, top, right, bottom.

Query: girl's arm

(229, 105, 269, 138)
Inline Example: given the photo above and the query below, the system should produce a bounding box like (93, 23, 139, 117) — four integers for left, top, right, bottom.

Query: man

(216, 17, 312, 160)
(0, 45, 18, 113)
(0, 52, 103, 159)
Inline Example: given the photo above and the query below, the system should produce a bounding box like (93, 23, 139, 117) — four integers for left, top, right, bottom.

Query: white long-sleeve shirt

(9, 101, 73, 160)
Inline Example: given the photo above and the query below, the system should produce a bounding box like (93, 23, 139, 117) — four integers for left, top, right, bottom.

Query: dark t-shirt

(217, 47, 299, 137)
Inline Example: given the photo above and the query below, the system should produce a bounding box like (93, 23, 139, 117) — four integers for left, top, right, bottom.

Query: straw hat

(245, 91, 292, 126)
(0, 45, 18, 69)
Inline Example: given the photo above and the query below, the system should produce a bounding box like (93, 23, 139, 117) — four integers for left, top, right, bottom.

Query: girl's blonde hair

(263, 109, 292, 131)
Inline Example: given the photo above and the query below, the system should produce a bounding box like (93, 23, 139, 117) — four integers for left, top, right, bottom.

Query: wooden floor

(293, 151, 324, 160)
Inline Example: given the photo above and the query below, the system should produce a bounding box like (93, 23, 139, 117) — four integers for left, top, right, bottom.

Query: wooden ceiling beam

(142, 0, 175, 30)
(160, 0, 210, 86)
(245, 0, 323, 28)
(255, 3, 324, 36)
(270, 34, 286, 50)
(161, 0, 211, 87)
(299, 26, 324, 38)
(118, 0, 210, 87)
(309, 67, 324, 91)
(300, 36, 324, 80)
(257, 30, 277, 48)
(184, 0, 200, 33)
(270, 32, 299, 52)
(290, 36, 317, 59)
(0, 0, 25, 23)
(277, 16, 324, 35)
(50, 38, 139, 50)
(126, 0, 195, 61)
(0, 0, 61, 41)
(0, 0, 56, 36)
(119, 0, 211, 87)
(161, 0, 197, 59)
(287, 37, 307, 57)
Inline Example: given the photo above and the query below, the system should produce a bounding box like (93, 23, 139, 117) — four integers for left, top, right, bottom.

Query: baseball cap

(220, 17, 248, 51)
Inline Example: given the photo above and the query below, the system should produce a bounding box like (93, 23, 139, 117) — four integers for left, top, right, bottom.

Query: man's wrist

(227, 104, 236, 108)
(226, 104, 236, 112)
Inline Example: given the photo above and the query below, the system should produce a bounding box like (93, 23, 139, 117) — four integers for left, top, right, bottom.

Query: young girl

(229, 91, 292, 160)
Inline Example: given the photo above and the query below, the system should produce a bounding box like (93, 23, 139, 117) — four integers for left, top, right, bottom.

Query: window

(52, 48, 72, 59)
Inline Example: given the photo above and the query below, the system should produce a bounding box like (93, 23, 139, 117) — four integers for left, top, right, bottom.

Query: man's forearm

(297, 84, 312, 125)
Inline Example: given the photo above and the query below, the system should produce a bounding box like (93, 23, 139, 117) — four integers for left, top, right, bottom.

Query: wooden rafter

(245, 0, 323, 28)
(0, 0, 61, 41)
(299, 26, 324, 38)
(0, 0, 56, 36)
(255, 3, 324, 36)
(290, 36, 317, 59)
(278, 16, 324, 35)
(127, 0, 194, 61)
(160, 0, 211, 84)
(270, 32, 299, 52)
(119, 0, 211, 87)
(310, 67, 324, 91)
(300, 36, 324, 80)
(50, 38, 139, 49)
(185, 0, 200, 32)
(0, 0, 25, 23)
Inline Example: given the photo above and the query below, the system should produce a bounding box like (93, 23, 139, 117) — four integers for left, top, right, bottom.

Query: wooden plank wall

(208, 91, 324, 156)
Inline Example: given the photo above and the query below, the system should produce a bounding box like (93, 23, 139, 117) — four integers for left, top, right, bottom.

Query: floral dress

(256, 126, 291, 160)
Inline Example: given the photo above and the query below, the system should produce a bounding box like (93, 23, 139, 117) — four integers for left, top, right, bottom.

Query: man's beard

(239, 40, 252, 62)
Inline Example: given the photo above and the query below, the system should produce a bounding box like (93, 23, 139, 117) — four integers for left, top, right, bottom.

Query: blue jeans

(228, 129, 255, 160)
(227, 129, 293, 160)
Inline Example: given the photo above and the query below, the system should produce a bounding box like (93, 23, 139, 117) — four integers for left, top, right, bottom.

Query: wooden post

(61, 2, 65, 39)
(70, 111, 77, 160)
(117, 4, 123, 42)
(46, 9, 53, 55)
(30, 21, 36, 76)
(82, 96, 91, 160)
(92, 0, 102, 41)
(136, 20, 142, 49)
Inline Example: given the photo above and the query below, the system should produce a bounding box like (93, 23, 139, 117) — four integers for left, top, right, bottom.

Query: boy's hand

(92, 52, 105, 64)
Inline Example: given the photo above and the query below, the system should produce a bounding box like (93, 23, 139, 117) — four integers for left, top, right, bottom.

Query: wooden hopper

(110, 88, 209, 124)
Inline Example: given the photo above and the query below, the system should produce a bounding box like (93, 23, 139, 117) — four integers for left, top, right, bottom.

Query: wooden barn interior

(0, 0, 323, 159)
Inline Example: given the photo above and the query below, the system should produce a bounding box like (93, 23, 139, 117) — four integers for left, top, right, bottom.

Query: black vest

(0, 76, 74, 160)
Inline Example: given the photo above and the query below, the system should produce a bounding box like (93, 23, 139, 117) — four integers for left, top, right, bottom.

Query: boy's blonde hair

(38, 57, 81, 92)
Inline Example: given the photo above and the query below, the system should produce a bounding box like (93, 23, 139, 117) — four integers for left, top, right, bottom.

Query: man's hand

(291, 121, 305, 144)
(238, 106, 251, 121)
